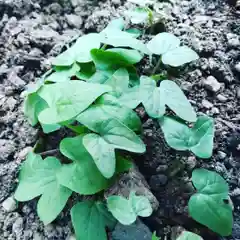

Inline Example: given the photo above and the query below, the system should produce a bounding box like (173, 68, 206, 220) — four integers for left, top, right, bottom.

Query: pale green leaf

(125, 7, 149, 24)
(177, 231, 203, 240)
(58, 136, 109, 194)
(147, 32, 180, 55)
(118, 86, 141, 109)
(71, 201, 116, 240)
(125, 28, 142, 38)
(162, 46, 199, 67)
(106, 18, 125, 30)
(37, 81, 111, 124)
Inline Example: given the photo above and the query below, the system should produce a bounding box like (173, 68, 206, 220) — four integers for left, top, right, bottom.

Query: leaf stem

(39, 149, 59, 157)
(151, 56, 162, 75)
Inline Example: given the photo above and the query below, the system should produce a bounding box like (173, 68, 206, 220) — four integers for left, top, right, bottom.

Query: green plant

(152, 231, 161, 240)
(176, 231, 203, 240)
(15, 17, 232, 240)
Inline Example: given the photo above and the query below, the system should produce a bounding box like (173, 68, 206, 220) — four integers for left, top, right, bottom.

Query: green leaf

(162, 46, 199, 67)
(125, 7, 149, 24)
(58, 135, 109, 194)
(46, 63, 80, 83)
(40, 123, 61, 134)
(52, 33, 101, 66)
(71, 201, 116, 240)
(107, 192, 152, 225)
(147, 32, 180, 55)
(100, 30, 150, 54)
(14, 152, 72, 225)
(37, 81, 111, 124)
(152, 232, 160, 240)
(177, 231, 203, 240)
(188, 169, 233, 236)
(76, 62, 96, 81)
(115, 155, 133, 174)
(125, 28, 142, 38)
(104, 68, 129, 96)
(140, 77, 196, 121)
(118, 86, 141, 109)
(107, 48, 143, 65)
(107, 196, 136, 225)
(159, 80, 197, 122)
(130, 192, 153, 217)
(159, 116, 215, 158)
(91, 49, 140, 71)
(106, 17, 125, 30)
(147, 32, 199, 67)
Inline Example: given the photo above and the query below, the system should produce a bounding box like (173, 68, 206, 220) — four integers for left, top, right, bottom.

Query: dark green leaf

(71, 201, 116, 240)
(58, 136, 109, 194)
(188, 169, 233, 236)
(76, 62, 96, 81)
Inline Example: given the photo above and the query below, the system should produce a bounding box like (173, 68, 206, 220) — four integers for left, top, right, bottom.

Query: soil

(0, 0, 240, 239)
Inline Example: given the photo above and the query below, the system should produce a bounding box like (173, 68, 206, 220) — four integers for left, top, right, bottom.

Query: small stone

(218, 151, 227, 160)
(7, 71, 25, 88)
(202, 76, 221, 92)
(202, 99, 213, 109)
(149, 174, 168, 190)
(185, 156, 196, 170)
(237, 87, 240, 99)
(67, 234, 76, 240)
(0, 139, 16, 163)
(211, 107, 220, 114)
(2, 196, 17, 212)
(227, 33, 240, 48)
(65, 14, 83, 29)
(217, 94, 227, 102)
(12, 217, 24, 236)
(33, 232, 44, 240)
(18, 147, 33, 161)
(235, 62, 240, 73)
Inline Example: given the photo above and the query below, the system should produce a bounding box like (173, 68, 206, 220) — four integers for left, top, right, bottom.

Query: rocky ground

(0, 0, 239, 239)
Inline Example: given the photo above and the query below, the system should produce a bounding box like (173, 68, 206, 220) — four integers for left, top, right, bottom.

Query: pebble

(235, 62, 240, 73)
(217, 94, 227, 102)
(202, 76, 221, 92)
(65, 14, 83, 29)
(227, 33, 240, 48)
(67, 234, 76, 240)
(18, 146, 33, 161)
(202, 99, 213, 109)
(2, 196, 17, 212)
(149, 174, 168, 190)
(237, 87, 240, 99)
(218, 151, 227, 160)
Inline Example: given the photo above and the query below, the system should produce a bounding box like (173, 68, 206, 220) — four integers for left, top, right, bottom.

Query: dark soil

(0, 0, 240, 239)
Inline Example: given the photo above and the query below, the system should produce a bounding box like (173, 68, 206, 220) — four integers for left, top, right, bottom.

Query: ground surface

(0, 0, 239, 239)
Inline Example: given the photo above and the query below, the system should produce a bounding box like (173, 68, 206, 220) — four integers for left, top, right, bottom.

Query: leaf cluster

(15, 16, 232, 240)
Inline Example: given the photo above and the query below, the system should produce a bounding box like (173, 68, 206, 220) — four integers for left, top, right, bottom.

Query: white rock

(202, 76, 221, 92)
(235, 62, 240, 73)
(65, 14, 83, 29)
(18, 146, 33, 161)
(217, 94, 227, 102)
(2, 196, 17, 212)
(202, 99, 213, 109)
(227, 33, 240, 47)
(67, 234, 76, 240)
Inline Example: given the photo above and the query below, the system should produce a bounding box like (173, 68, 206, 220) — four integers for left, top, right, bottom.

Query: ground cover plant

(14, 16, 233, 240)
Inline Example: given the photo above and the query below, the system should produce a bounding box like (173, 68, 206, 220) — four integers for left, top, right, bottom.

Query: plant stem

(151, 57, 162, 75)
(101, 44, 107, 50)
(39, 149, 59, 157)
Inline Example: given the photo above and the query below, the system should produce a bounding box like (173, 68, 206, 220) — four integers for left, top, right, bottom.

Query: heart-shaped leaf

(160, 116, 214, 158)
(140, 77, 196, 122)
(37, 81, 111, 124)
(107, 192, 152, 225)
(105, 17, 125, 31)
(71, 201, 116, 240)
(15, 152, 72, 225)
(58, 135, 109, 194)
(188, 169, 233, 236)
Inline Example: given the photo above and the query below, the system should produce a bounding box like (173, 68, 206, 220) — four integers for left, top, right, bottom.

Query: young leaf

(14, 152, 72, 225)
(152, 232, 160, 240)
(162, 46, 199, 67)
(147, 32, 199, 67)
(37, 81, 111, 124)
(125, 7, 149, 24)
(46, 63, 80, 83)
(107, 192, 152, 225)
(52, 33, 101, 66)
(177, 231, 203, 240)
(58, 135, 109, 194)
(71, 201, 116, 240)
(130, 192, 153, 217)
(76, 62, 96, 81)
(40, 123, 61, 134)
(140, 77, 196, 122)
(88, 69, 115, 84)
(91, 49, 140, 71)
(107, 196, 136, 225)
(160, 116, 214, 158)
(188, 169, 233, 236)
(125, 28, 142, 38)
(147, 32, 180, 55)
(106, 17, 125, 30)
(100, 30, 150, 54)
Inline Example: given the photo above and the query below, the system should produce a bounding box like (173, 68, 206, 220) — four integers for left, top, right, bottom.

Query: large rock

(112, 219, 152, 240)
(105, 165, 159, 211)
